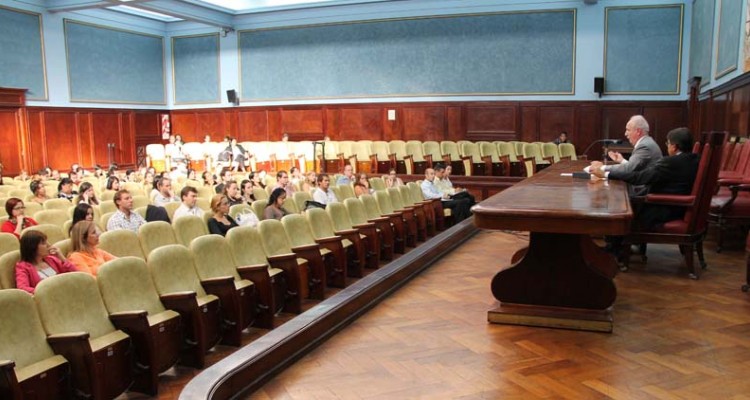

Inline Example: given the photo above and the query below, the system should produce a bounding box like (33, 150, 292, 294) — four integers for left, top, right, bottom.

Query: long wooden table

(472, 160, 632, 332)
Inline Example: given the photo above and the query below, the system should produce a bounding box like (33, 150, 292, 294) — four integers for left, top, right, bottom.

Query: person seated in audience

(57, 177, 76, 201)
(149, 176, 161, 202)
(17, 169, 28, 181)
(106, 176, 120, 191)
(76, 182, 100, 205)
(225, 137, 250, 172)
(2, 198, 38, 239)
(384, 168, 404, 188)
(67, 220, 116, 277)
(173, 186, 204, 220)
(50, 169, 61, 181)
(421, 168, 471, 223)
(143, 171, 155, 193)
(434, 164, 475, 206)
(72, 168, 85, 185)
(202, 171, 215, 186)
(275, 170, 296, 198)
(312, 174, 338, 205)
(38, 167, 50, 181)
(553, 131, 569, 145)
(240, 179, 255, 204)
(336, 164, 355, 186)
(290, 166, 302, 186)
(70, 203, 95, 235)
(250, 171, 266, 190)
(152, 176, 179, 207)
(215, 167, 233, 194)
(208, 194, 238, 236)
(107, 189, 147, 233)
(106, 163, 117, 178)
(222, 180, 244, 206)
(354, 173, 373, 197)
(187, 168, 197, 181)
(264, 188, 289, 220)
(125, 169, 137, 182)
(15, 230, 77, 294)
(301, 171, 317, 193)
(29, 180, 48, 205)
(93, 165, 105, 178)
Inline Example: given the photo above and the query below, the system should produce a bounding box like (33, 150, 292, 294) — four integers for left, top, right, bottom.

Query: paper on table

(583, 165, 591, 173)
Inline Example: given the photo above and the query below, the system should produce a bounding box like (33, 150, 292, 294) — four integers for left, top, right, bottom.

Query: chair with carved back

(621, 131, 727, 279)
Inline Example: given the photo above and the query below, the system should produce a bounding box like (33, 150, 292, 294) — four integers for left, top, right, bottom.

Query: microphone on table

(582, 139, 624, 162)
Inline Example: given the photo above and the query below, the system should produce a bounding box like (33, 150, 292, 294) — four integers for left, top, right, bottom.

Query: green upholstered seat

(173, 215, 209, 247)
(138, 221, 177, 257)
(99, 229, 146, 259)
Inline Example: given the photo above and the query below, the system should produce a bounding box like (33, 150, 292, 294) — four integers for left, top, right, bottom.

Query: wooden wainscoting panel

(237, 109, 269, 141)
(171, 112, 198, 138)
(91, 112, 121, 167)
(339, 107, 383, 140)
(538, 106, 575, 142)
(520, 105, 539, 142)
(195, 111, 226, 140)
(466, 105, 517, 141)
(120, 112, 136, 166)
(403, 106, 446, 142)
(643, 105, 686, 153)
(77, 112, 93, 168)
(0, 110, 25, 174)
(446, 106, 463, 141)
(25, 109, 45, 172)
(134, 111, 161, 141)
(281, 109, 324, 138)
(600, 106, 640, 139)
(43, 111, 80, 171)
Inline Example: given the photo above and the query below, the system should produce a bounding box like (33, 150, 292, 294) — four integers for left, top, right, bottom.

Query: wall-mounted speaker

(594, 77, 604, 97)
(226, 89, 239, 106)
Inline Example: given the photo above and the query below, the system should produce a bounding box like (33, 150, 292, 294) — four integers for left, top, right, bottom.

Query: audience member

(187, 168, 197, 181)
(222, 180, 244, 206)
(215, 168, 233, 194)
(240, 179, 255, 204)
(275, 170, 295, 197)
(384, 168, 404, 188)
(106, 176, 120, 191)
(264, 188, 289, 220)
(15, 230, 77, 294)
(50, 169, 61, 180)
(290, 167, 302, 186)
(56, 178, 76, 201)
(553, 131, 569, 145)
(67, 221, 116, 277)
(2, 198, 38, 239)
(28, 180, 47, 205)
(434, 164, 475, 206)
(107, 190, 147, 233)
(173, 186, 205, 220)
(312, 174, 338, 205)
(125, 169, 137, 182)
(70, 203, 95, 235)
(152, 176, 179, 207)
(76, 182, 99, 205)
(354, 173, 373, 197)
(207, 194, 238, 236)
(336, 164, 354, 186)
(421, 168, 471, 223)
(202, 171, 215, 186)
(301, 171, 317, 193)
(250, 171, 266, 189)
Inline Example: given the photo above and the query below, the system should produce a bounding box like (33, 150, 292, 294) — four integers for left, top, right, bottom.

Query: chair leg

(680, 244, 699, 280)
(696, 240, 707, 270)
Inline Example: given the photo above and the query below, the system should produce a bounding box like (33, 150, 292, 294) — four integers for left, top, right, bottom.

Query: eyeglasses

(13, 206, 26, 210)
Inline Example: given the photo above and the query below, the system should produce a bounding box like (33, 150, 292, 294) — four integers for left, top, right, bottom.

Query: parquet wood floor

(248, 230, 750, 400)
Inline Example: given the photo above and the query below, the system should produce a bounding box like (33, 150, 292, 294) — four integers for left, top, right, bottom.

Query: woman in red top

(1, 198, 38, 239)
(15, 230, 77, 294)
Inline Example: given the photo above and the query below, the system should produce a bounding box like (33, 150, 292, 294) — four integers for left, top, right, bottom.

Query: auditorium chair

(336, 141, 357, 171)
(147, 245, 222, 368)
(743, 231, 750, 292)
(361, 194, 406, 254)
(709, 182, 750, 252)
(520, 142, 550, 177)
(271, 141, 295, 174)
(53, 239, 71, 257)
(229, 204, 251, 219)
(479, 141, 509, 176)
(387, 140, 408, 174)
(34, 273, 134, 399)
(99, 200, 117, 215)
(378, 189, 418, 247)
(440, 141, 465, 175)
(405, 140, 429, 175)
(0, 289, 71, 400)
(293, 191, 313, 213)
(97, 258, 182, 395)
(319, 140, 343, 174)
(284, 195, 301, 214)
(138, 221, 178, 257)
(253, 141, 273, 172)
(8, 189, 28, 199)
(621, 132, 726, 279)
(719, 140, 750, 179)
(326, 202, 379, 269)
(182, 142, 206, 172)
(33, 210, 70, 230)
(338, 184, 356, 201)
(258, 219, 324, 301)
(251, 200, 268, 221)
(0, 251, 20, 289)
(494, 142, 522, 176)
(282, 214, 347, 288)
(252, 187, 269, 201)
(558, 143, 579, 161)
(226, 226, 288, 316)
(22, 224, 65, 246)
(23, 203, 42, 218)
(541, 142, 561, 163)
(369, 176, 386, 191)
(173, 215, 209, 247)
(163, 202, 181, 221)
(351, 141, 375, 174)
(99, 230, 145, 259)
(100, 212, 115, 231)
(344, 197, 395, 261)
(0, 233, 19, 257)
(421, 141, 441, 169)
(43, 198, 73, 212)
(294, 141, 315, 173)
(459, 142, 487, 176)
(146, 144, 168, 172)
(133, 195, 149, 209)
(372, 141, 393, 174)
(306, 208, 364, 278)
(190, 235, 264, 342)
(408, 182, 445, 232)
(397, 185, 429, 241)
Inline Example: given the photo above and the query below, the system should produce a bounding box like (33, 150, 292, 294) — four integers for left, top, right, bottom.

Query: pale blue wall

(692, 0, 748, 91)
(0, 0, 696, 109)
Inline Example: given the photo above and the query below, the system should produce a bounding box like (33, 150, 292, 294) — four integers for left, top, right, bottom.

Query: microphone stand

(312, 141, 326, 173)
(582, 139, 622, 163)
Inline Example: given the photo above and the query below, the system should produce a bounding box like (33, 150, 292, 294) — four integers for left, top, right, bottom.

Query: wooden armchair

(621, 131, 727, 279)
(710, 182, 750, 252)
(389, 140, 409, 174)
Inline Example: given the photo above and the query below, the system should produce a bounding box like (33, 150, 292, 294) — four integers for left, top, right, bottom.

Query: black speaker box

(594, 77, 604, 95)
(226, 89, 237, 104)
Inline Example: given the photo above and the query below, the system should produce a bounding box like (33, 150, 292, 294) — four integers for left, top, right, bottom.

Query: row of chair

(709, 137, 750, 251)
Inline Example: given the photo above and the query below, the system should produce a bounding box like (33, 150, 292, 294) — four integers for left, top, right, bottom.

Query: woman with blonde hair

(207, 194, 238, 236)
(301, 171, 317, 193)
(67, 220, 116, 277)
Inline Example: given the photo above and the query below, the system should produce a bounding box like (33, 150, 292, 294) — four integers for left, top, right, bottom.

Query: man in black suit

(592, 127, 699, 230)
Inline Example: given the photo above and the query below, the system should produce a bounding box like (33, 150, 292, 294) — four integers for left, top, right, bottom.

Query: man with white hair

(590, 115, 662, 176)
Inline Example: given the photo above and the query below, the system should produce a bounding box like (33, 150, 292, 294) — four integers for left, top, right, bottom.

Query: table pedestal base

(488, 303, 613, 332)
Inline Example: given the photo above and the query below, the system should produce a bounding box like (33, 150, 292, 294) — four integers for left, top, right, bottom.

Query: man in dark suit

(592, 127, 699, 230)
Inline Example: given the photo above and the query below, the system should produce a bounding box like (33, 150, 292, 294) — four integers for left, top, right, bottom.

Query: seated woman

(264, 188, 289, 220)
(249, 171, 266, 190)
(207, 194, 238, 236)
(67, 220, 116, 277)
(15, 230, 77, 294)
(29, 180, 48, 205)
(2, 198, 38, 239)
(384, 168, 404, 188)
(222, 181, 244, 206)
(301, 171, 317, 193)
(57, 178, 76, 201)
(70, 203, 95, 235)
(202, 171, 215, 187)
(75, 182, 100, 205)
(106, 176, 120, 191)
(240, 179, 255, 205)
(354, 173, 374, 197)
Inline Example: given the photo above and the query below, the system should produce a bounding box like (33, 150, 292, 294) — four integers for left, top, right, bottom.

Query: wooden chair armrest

(236, 264, 269, 283)
(334, 228, 359, 236)
(644, 194, 696, 207)
(542, 156, 555, 164)
(315, 236, 343, 244)
(46, 332, 90, 344)
(159, 291, 199, 314)
(291, 243, 321, 253)
(109, 311, 150, 334)
(367, 216, 391, 223)
(267, 253, 297, 263)
(0, 360, 14, 369)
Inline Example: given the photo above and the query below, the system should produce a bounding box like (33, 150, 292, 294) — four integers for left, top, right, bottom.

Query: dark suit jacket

(609, 152, 699, 229)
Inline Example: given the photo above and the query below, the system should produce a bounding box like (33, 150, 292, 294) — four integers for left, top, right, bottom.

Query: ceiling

(44, 0, 396, 29)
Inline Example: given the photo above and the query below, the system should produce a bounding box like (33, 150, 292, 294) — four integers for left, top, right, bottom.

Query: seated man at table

(589, 115, 662, 177)
(421, 168, 471, 223)
(591, 127, 699, 231)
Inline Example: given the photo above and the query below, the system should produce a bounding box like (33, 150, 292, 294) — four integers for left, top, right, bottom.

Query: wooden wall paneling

(538, 106, 575, 142)
(445, 106, 462, 141)
(600, 106, 640, 140)
(520, 106, 538, 142)
(465, 105, 517, 141)
(727, 85, 750, 136)
(279, 109, 323, 140)
(134, 111, 161, 140)
(325, 108, 340, 139)
(91, 112, 121, 167)
(266, 109, 281, 141)
(402, 106, 445, 141)
(120, 112, 135, 166)
(0, 110, 25, 175)
(76, 112, 93, 168)
(710, 94, 728, 133)
(381, 106, 401, 141)
(43, 111, 80, 171)
(642, 105, 686, 152)
(223, 109, 239, 138)
(574, 104, 599, 157)
(195, 111, 225, 141)
(25, 110, 44, 173)
(237, 110, 268, 142)
(340, 107, 382, 141)
(170, 112, 197, 138)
